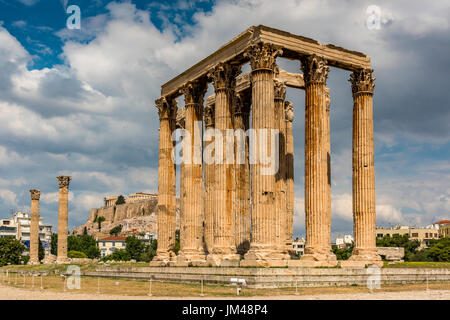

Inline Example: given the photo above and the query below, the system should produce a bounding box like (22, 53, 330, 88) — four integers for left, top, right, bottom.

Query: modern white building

(292, 237, 305, 256)
(0, 211, 52, 255)
(98, 236, 127, 258)
(335, 234, 354, 248)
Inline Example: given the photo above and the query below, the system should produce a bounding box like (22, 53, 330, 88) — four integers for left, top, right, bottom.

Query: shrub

(103, 249, 130, 262)
(68, 250, 88, 259)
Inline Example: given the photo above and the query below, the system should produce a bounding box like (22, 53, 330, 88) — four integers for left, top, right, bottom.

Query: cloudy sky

(0, 0, 448, 240)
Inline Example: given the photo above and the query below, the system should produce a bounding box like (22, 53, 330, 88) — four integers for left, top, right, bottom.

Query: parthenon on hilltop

(152, 25, 382, 268)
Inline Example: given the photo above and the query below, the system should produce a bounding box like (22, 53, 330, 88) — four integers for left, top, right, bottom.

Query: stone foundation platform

(84, 266, 450, 289)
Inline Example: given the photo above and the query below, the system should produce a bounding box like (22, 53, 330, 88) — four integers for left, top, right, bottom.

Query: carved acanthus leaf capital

(30, 189, 40, 200)
(274, 80, 287, 101)
(300, 54, 329, 84)
(244, 42, 283, 72)
(176, 108, 185, 129)
(57, 176, 71, 189)
(155, 96, 177, 120)
(284, 101, 294, 122)
(181, 78, 208, 106)
(208, 63, 241, 91)
(204, 103, 215, 128)
(349, 68, 375, 95)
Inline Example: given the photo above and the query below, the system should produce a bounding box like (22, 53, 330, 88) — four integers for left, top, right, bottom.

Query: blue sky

(0, 0, 448, 240)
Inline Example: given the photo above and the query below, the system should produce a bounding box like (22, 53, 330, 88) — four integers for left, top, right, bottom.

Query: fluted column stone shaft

(152, 97, 177, 265)
(207, 63, 241, 265)
(177, 79, 208, 263)
(242, 42, 286, 265)
(300, 55, 336, 264)
(203, 102, 215, 254)
(234, 91, 251, 256)
(284, 101, 295, 254)
(57, 176, 71, 264)
(29, 189, 40, 264)
(349, 69, 382, 266)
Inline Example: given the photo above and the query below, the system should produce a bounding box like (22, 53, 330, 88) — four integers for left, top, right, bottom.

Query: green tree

(103, 249, 130, 262)
(332, 243, 354, 260)
(97, 216, 106, 230)
(109, 225, 122, 236)
(68, 234, 100, 259)
(50, 233, 58, 255)
(83, 226, 88, 235)
(68, 250, 88, 258)
(139, 239, 158, 262)
(125, 236, 145, 261)
(38, 239, 45, 261)
(174, 229, 180, 255)
(115, 195, 126, 205)
(376, 234, 420, 261)
(426, 238, 450, 262)
(0, 237, 26, 266)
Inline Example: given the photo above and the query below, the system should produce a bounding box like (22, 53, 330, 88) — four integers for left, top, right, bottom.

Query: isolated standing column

(57, 176, 71, 264)
(29, 189, 40, 265)
(348, 69, 382, 267)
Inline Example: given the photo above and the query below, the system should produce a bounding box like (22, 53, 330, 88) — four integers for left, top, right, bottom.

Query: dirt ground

(0, 283, 448, 300)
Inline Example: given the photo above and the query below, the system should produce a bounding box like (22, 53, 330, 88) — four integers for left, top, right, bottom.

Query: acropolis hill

(72, 192, 180, 238)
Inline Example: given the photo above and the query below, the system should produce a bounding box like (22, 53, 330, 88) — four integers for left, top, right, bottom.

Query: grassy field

(384, 261, 450, 268)
(0, 273, 449, 297)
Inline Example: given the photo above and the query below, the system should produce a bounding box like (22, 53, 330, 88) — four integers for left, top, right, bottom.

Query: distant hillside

(72, 197, 180, 239)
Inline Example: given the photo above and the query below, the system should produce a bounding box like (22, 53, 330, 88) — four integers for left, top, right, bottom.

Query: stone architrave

(300, 55, 337, 266)
(207, 63, 241, 266)
(233, 90, 251, 256)
(57, 176, 71, 264)
(347, 69, 382, 267)
(284, 101, 295, 255)
(151, 97, 177, 266)
(29, 189, 41, 265)
(241, 42, 287, 266)
(176, 79, 208, 265)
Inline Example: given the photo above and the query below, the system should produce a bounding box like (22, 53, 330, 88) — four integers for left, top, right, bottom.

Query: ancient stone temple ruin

(151, 25, 382, 268)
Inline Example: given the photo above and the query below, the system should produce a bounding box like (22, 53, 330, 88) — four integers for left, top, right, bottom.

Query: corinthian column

(203, 100, 215, 254)
(57, 176, 71, 264)
(177, 79, 208, 265)
(300, 55, 336, 266)
(29, 189, 40, 265)
(207, 63, 241, 266)
(348, 69, 382, 267)
(242, 42, 287, 266)
(234, 90, 251, 256)
(274, 80, 289, 257)
(151, 97, 177, 266)
(284, 101, 295, 255)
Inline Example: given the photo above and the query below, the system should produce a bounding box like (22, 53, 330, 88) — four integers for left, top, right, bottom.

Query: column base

(174, 249, 206, 266)
(241, 245, 289, 267)
(300, 247, 338, 266)
(28, 259, 40, 265)
(149, 252, 176, 267)
(347, 248, 383, 268)
(206, 254, 240, 267)
(56, 257, 69, 264)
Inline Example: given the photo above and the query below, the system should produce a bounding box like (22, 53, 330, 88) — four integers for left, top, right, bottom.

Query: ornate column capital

(181, 78, 208, 107)
(156, 96, 177, 121)
(274, 80, 287, 101)
(284, 101, 294, 122)
(176, 108, 185, 129)
(349, 68, 375, 96)
(300, 54, 329, 84)
(244, 42, 283, 72)
(208, 63, 241, 92)
(204, 103, 215, 128)
(30, 189, 40, 200)
(233, 90, 251, 117)
(57, 176, 71, 189)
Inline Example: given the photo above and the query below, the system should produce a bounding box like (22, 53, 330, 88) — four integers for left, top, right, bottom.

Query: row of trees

(332, 234, 449, 262)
